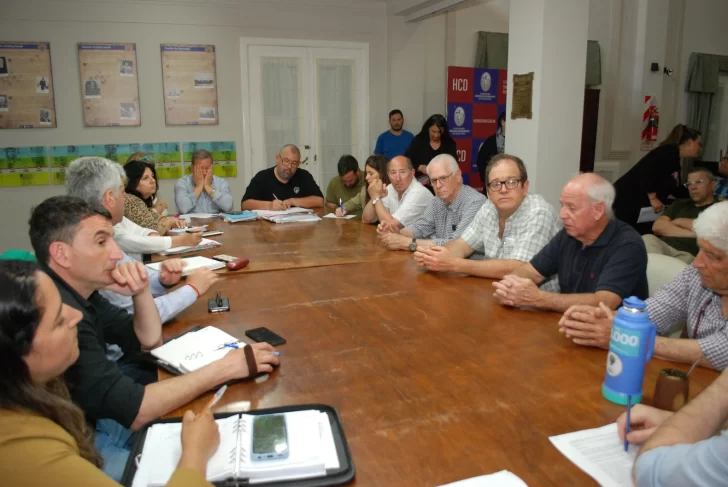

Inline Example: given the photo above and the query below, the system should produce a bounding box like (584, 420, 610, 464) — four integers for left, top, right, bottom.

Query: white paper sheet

(323, 213, 356, 219)
(438, 471, 529, 487)
(637, 206, 663, 224)
(549, 423, 636, 487)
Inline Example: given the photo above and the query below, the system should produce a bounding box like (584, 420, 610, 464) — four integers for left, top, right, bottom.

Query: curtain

(261, 57, 301, 167)
(474, 32, 601, 86)
(685, 52, 728, 157)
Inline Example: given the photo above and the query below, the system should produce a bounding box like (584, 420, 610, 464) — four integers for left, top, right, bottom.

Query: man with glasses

(642, 168, 716, 264)
(492, 173, 648, 312)
(242, 144, 324, 210)
(174, 149, 234, 214)
(414, 154, 560, 288)
(362, 155, 433, 230)
(377, 154, 485, 253)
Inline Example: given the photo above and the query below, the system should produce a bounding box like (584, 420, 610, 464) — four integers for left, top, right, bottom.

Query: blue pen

(624, 394, 632, 452)
(339, 198, 344, 213)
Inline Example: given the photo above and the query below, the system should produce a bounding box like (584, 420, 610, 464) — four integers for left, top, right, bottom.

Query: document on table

(549, 423, 637, 487)
(438, 470, 529, 486)
(637, 206, 663, 224)
(323, 213, 356, 220)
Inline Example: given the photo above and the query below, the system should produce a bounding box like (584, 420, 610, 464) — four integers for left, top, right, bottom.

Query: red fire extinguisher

(648, 107, 659, 142)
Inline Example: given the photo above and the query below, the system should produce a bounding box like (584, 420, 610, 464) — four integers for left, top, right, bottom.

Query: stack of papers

(253, 208, 321, 224)
(323, 213, 356, 220)
(133, 409, 340, 486)
(549, 423, 636, 487)
(146, 256, 226, 276)
(158, 238, 221, 256)
(178, 213, 220, 221)
(167, 225, 208, 234)
(221, 211, 259, 223)
(438, 471, 529, 486)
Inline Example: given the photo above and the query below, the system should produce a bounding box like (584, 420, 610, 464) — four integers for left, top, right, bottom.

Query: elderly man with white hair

(493, 173, 648, 312)
(414, 154, 560, 285)
(560, 201, 728, 371)
(378, 154, 485, 253)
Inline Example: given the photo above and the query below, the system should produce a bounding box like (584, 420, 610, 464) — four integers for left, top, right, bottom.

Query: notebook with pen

(121, 404, 355, 487)
(159, 238, 222, 256)
(150, 326, 243, 375)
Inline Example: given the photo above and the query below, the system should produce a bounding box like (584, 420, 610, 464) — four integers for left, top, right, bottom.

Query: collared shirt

(646, 265, 728, 370)
(530, 219, 649, 299)
(113, 217, 172, 261)
(409, 184, 486, 255)
(99, 252, 197, 325)
(174, 174, 234, 214)
(635, 431, 728, 486)
(382, 179, 434, 227)
(42, 265, 145, 428)
(715, 177, 728, 199)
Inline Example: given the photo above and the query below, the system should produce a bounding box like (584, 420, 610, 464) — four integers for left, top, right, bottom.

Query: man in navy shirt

(242, 144, 324, 211)
(492, 173, 648, 312)
(373, 109, 414, 160)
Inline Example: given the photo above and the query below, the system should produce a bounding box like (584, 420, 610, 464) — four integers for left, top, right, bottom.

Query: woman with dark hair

(404, 114, 458, 181)
(123, 160, 184, 234)
(613, 124, 702, 233)
(475, 111, 506, 192)
(0, 260, 219, 486)
(335, 155, 390, 217)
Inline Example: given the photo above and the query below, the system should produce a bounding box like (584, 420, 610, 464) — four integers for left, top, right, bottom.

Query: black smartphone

(245, 327, 286, 346)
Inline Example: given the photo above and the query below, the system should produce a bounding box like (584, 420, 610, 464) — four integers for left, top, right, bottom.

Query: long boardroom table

(155, 214, 719, 486)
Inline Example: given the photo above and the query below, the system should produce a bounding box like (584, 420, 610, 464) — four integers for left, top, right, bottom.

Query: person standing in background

(475, 111, 506, 193)
(613, 124, 702, 234)
(405, 114, 458, 184)
(374, 109, 414, 160)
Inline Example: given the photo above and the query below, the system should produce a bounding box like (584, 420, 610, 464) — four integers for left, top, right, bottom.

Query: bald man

(493, 173, 648, 312)
(241, 144, 324, 211)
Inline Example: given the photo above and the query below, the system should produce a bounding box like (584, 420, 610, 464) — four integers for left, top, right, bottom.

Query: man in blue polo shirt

(492, 173, 648, 312)
(373, 109, 414, 160)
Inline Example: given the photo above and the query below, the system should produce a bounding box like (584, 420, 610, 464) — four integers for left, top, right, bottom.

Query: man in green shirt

(325, 155, 366, 218)
(643, 168, 716, 263)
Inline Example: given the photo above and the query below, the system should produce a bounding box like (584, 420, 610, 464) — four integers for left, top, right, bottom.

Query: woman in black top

(405, 114, 458, 181)
(476, 111, 506, 192)
(613, 124, 702, 233)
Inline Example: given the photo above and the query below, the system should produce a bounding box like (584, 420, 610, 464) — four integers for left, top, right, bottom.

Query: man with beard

(324, 155, 366, 218)
(374, 109, 414, 160)
(241, 144, 324, 210)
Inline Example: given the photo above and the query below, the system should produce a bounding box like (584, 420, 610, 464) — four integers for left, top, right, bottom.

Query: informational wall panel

(161, 44, 219, 126)
(78, 43, 140, 127)
(0, 42, 56, 129)
(0, 146, 50, 186)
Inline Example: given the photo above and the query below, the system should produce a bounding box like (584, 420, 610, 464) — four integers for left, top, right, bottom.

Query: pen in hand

(222, 342, 280, 356)
(624, 394, 632, 452)
(195, 385, 227, 419)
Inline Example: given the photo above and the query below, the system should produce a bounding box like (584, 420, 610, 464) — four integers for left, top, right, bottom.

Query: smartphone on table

(245, 327, 286, 346)
(251, 414, 289, 461)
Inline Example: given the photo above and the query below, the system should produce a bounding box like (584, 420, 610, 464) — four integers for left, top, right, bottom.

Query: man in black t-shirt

(492, 173, 648, 313)
(241, 144, 324, 211)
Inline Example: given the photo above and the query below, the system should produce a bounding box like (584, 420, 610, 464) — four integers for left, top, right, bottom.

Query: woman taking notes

(335, 155, 390, 217)
(0, 260, 218, 487)
(613, 124, 702, 233)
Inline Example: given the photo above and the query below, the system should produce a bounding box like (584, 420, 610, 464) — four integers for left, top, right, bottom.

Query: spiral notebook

(132, 410, 339, 486)
(150, 326, 240, 374)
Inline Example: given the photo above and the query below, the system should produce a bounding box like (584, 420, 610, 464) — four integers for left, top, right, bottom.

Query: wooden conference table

(156, 214, 719, 487)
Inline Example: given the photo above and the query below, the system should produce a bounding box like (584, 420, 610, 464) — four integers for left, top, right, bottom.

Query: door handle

(304, 145, 311, 149)
(301, 157, 309, 165)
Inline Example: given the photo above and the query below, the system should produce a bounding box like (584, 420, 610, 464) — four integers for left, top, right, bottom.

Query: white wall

(0, 0, 388, 251)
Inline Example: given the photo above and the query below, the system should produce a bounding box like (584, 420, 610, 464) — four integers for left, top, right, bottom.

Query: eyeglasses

(684, 179, 711, 188)
(487, 178, 523, 191)
(280, 157, 302, 168)
(430, 172, 455, 186)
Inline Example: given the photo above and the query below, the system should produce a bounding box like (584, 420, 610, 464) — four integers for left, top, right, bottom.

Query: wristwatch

(409, 237, 417, 252)
(372, 197, 381, 205)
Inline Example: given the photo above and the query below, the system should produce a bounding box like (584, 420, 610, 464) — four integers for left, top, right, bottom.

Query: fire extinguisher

(648, 108, 659, 142)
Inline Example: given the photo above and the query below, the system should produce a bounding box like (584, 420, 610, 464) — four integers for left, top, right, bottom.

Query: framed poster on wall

(161, 44, 219, 126)
(78, 43, 140, 127)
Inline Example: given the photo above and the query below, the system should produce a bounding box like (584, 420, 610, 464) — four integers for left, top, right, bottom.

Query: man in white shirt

(66, 157, 202, 261)
(362, 155, 433, 230)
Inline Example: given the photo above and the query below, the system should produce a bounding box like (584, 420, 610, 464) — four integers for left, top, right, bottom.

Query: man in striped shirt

(559, 201, 728, 371)
(377, 154, 485, 254)
(413, 154, 561, 290)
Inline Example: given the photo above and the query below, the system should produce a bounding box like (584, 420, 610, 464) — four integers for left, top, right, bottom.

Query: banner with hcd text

(447, 66, 507, 190)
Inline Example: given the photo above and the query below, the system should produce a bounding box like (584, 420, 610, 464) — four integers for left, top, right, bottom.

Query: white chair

(647, 253, 688, 337)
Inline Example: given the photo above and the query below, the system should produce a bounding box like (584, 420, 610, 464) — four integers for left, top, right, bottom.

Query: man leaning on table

(492, 173, 648, 312)
(362, 155, 433, 230)
(616, 367, 728, 486)
(175, 149, 234, 214)
(378, 154, 484, 252)
(241, 144, 324, 211)
(29, 196, 279, 482)
(414, 154, 560, 286)
(559, 202, 728, 371)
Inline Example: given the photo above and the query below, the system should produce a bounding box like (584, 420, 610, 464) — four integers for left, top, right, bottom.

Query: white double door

(245, 41, 368, 188)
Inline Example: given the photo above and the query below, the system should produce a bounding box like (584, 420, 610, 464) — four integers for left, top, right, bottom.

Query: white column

(505, 0, 589, 208)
